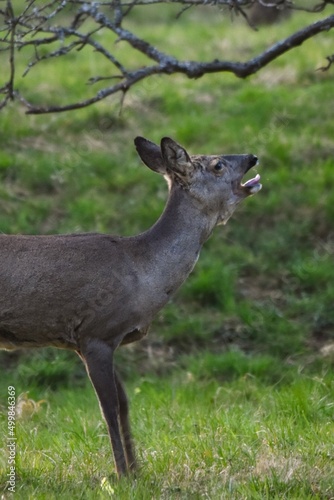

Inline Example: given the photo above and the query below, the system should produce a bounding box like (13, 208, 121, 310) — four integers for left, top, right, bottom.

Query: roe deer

(0, 137, 261, 477)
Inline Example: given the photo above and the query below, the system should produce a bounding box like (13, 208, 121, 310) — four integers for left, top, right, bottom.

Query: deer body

(0, 189, 209, 351)
(0, 137, 261, 476)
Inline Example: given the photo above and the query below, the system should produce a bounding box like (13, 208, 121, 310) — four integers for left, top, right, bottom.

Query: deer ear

(134, 137, 166, 174)
(160, 137, 194, 184)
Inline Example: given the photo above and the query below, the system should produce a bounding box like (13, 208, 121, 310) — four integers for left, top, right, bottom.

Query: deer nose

(249, 155, 258, 167)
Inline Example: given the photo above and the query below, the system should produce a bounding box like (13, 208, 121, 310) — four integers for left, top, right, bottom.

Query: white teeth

(248, 183, 262, 194)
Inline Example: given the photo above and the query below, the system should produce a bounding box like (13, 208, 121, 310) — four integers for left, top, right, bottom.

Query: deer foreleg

(81, 338, 128, 477)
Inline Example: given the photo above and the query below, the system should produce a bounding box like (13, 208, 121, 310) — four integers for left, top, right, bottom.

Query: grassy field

(0, 6, 334, 499)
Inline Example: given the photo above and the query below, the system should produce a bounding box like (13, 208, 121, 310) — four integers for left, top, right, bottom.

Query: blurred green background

(0, 5, 333, 498)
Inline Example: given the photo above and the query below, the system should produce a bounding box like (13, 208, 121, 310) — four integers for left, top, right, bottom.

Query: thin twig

(317, 54, 334, 71)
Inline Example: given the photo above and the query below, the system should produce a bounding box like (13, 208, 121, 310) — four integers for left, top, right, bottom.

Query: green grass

(1, 366, 333, 498)
(1, 6, 334, 498)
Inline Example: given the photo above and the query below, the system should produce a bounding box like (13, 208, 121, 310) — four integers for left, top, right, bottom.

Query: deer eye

(214, 160, 225, 172)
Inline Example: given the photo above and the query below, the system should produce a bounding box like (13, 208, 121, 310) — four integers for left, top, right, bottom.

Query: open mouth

(240, 156, 262, 195)
(242, 173, 262, 195)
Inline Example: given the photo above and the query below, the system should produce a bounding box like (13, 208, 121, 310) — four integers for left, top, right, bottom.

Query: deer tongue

(242, 173, 262, 194)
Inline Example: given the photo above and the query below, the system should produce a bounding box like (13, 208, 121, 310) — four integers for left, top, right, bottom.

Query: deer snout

(249, 155, 258, 168)
(243, 155, 258, 174)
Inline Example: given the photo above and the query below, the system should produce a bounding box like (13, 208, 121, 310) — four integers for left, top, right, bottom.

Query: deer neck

(134, 185, 216, 292)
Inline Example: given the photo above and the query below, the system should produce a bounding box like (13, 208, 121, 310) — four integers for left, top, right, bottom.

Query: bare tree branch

(0, 0, 333, 114)
(0, 0, 27, 109)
